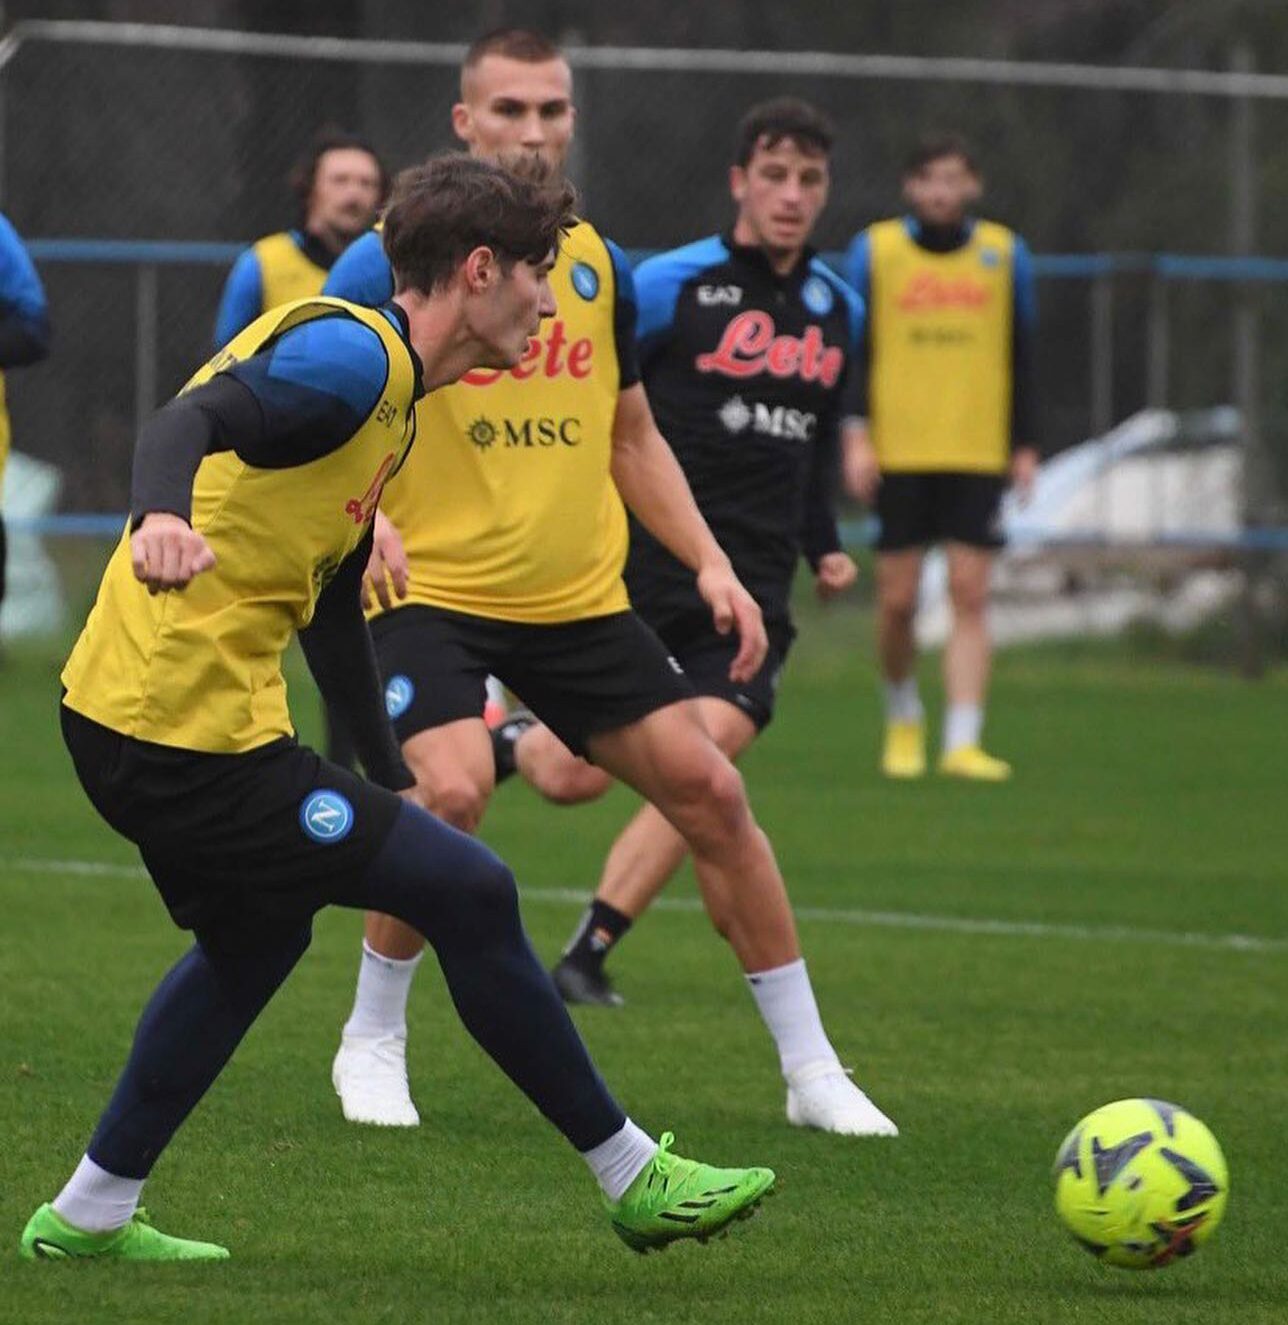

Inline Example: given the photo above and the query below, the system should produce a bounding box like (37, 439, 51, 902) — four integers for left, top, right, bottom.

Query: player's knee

(412, 773, 489, 832)
(674, 753, 749, 849)
(536, 760, 611, 806)
(881, 588, 918, 626)
(949, 572, 988, 618)
(455, 848, 521, 939)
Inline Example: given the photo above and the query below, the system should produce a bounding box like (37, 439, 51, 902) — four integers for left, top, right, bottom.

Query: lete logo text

(695, 312, 844, 388)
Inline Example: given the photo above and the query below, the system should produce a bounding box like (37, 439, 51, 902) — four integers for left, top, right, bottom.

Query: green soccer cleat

(19, 1204, 230, 1263)
(605, 1132, 775, 1254)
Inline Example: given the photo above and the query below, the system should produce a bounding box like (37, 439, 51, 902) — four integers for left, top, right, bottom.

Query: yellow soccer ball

(1053, 1098, 1228, 1269)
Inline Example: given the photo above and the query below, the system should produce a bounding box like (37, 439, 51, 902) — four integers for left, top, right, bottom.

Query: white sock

(342, 940, 423, 1040)
(52, 1154, 144, 1233)
(884, 677, 923, 723)
(943, 704, 983, 754)
(746, 958, 840, 1078)
(581, 1118, 658, 1202)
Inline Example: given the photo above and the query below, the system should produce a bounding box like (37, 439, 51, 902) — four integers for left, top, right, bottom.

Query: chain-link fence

(4, 21, 1288, 533)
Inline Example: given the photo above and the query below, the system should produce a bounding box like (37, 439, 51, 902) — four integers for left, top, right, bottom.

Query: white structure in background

(916, 410, 1244, 646)
(0, 451, 66, 639)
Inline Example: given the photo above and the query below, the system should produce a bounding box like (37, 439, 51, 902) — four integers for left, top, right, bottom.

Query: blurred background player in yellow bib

(843, 134, 1039, 781)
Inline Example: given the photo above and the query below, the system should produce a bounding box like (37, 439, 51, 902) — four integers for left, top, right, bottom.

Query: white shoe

(785, 1060, 899, 1137)
(332, 1031, 420, 1127)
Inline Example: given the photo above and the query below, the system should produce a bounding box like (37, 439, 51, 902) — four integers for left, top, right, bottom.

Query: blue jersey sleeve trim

(842, 231, 871, 308)
(809, 256, 865, 349)
(602, 237, 641, 390)
(261, 315, 389, 418)
(214, 248, 263, 348)
(0, 213, 48, 323)
(634, 234, 730, 359)
(1012, 235, 1037, 331)
(323, 229, 395, 306)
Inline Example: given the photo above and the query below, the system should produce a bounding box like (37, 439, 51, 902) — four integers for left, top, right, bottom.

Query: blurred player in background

(20, 155, 774, 1264)
(843, 134, 1038, 781)
(0, 212, 51, 631)
(214, 128, 387, 765)
(494, 99, 862, 1011)
(327, 29, 895, 1140)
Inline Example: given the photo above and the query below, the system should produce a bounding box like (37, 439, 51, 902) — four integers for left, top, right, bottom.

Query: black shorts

(650, 607, 795, 732)
(370, 605, 694, 757)
(61, 704, 401, 939)
(875, 471, 1006, 552)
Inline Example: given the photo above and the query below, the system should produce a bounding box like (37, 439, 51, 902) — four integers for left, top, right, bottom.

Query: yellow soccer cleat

(881, 720, 926, 779)
(938, 745, 1012, 782)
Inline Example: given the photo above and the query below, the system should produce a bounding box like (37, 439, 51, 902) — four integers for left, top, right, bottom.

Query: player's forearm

(611, 424, 728, 575)
(299, 537, 414, 792)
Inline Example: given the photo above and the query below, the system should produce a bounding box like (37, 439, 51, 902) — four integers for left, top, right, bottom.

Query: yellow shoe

(881, 720, 926, 779)
(938, 745, 1012, 781)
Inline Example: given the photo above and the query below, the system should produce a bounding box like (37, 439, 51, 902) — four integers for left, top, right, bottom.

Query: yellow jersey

(363, 221, 631, 624)
(863, 217, 1021, 474)
(63, 298, 418, 753)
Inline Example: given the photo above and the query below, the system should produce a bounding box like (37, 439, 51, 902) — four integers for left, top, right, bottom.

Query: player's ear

(729, 164, 747, 204)
(450, 102, 472, 147)
(463, 246, 497, 293)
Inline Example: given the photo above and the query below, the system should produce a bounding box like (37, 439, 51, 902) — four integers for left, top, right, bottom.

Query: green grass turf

(2, 591, 1287, 1323)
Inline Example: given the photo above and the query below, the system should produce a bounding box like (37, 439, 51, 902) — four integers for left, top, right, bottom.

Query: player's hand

(130, 512, 216, 594)
(842, 424, 881, 504)
(1011, 446, 1039, 504)
(361, 509, 409, 612)
(697, 559, 767, 683)
(814, 551, 859, 601)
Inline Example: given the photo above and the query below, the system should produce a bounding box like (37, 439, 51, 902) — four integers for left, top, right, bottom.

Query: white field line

(7, 856, 1285, 955)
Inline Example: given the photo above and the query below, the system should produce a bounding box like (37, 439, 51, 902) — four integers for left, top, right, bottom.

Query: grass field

(3, 587, 1287, 1324)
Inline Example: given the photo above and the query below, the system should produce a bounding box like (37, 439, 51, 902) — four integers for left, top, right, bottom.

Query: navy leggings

(87, 803, 626, 1179)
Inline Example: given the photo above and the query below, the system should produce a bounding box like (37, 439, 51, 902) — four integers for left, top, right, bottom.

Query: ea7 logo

(697, 284, 743, 307)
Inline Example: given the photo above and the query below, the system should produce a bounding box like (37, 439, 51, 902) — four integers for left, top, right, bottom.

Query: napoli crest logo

(801, 275, 834, 317)
(980, 247, 1001, 268)
(299, 790, 355, 844)
(385, 674, 414, 719)
(571, 262, 600, 301)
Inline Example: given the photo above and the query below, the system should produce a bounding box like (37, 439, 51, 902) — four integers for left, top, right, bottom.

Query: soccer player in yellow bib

(20, 156, 775, 1265)
(214, 129, 387, 767)
(328, 28, 896, 1139)
(213, 129, 387, 346)
(843, 135, 1039, 781)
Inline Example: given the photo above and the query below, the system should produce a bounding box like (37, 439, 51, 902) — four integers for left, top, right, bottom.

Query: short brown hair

(903, 133, 978, 177)
(734, 97, 834, 168)
(289, 127, 388, 218)
(461, 27, 564, 93)
(382, 153, 576, 295)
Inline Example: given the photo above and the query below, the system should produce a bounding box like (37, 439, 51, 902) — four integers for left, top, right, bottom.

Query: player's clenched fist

(130, 512, 216, 594)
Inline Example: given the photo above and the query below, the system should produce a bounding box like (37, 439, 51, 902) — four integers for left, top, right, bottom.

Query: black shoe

(552, 957, 624, 1008)
(491, 708, 539, 784)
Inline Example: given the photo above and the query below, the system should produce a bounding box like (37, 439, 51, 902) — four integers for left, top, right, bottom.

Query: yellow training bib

(62, 298, 418, 753)
(867, 218, 1015, 474)
(373, 220, 628, 624)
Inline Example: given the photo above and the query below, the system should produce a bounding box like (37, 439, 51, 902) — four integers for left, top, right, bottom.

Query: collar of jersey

(901, 215, 976, 254)
(379, 302, 426, 400)
(719, 230, 817, 284)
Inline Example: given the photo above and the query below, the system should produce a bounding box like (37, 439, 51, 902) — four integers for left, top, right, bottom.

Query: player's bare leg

(554, 697, 756, 1006)
(939, 543, 1010, 780)
(514, 723, 613, 805)
(876, 549, 927, 778)
(334, 717, 495, 1125)
(587, 701, 897, 1137)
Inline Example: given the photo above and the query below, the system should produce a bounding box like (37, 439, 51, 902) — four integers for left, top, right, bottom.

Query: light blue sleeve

(323, 230, 395, 307)
(842, 230, 871, 308)
(0, 213, 48, 323)
(1012, 235, 1037, 332)
(214, 248, 264, 348)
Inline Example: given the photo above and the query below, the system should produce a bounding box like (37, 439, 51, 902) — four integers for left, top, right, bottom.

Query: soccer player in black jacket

(497, 99, 896, 1137)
